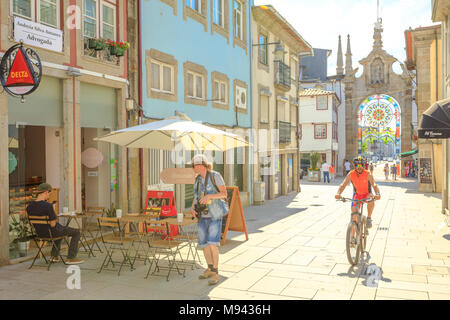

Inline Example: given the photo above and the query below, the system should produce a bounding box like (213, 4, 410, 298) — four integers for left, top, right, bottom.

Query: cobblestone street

(1, 165, 449, 300)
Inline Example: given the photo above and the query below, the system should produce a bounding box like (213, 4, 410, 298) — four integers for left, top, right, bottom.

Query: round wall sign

(81, 148, 104, 169)
(0, 43, 42, 100)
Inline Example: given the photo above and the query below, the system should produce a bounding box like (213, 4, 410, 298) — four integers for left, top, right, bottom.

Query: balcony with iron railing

(274, 60, 291, 91)
(83, 38, 121, 66)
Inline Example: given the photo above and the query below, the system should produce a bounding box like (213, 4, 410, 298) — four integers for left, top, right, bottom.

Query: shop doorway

(8, 125, 62, 259)
(81, 128, 117, 212)
(287, 154, 293, 193)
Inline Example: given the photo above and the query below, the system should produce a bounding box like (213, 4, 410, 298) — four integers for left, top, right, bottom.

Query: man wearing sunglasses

(335, 156, 381, 228)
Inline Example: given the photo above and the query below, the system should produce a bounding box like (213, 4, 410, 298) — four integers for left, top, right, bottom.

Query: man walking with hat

(26, 183, 84, 265)
(190, 154, 228, 285)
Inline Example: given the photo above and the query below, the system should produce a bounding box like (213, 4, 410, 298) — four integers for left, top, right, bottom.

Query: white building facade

(298, 88, 341, 171)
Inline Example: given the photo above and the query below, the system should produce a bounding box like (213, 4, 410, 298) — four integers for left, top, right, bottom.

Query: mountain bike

(337, 197, 374, 266)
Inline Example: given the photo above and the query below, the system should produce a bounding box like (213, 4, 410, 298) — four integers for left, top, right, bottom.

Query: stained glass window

(358, 94, 401, 156)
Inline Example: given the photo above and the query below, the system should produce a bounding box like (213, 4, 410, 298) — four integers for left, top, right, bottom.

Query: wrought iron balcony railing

(274, 61, 291, 90)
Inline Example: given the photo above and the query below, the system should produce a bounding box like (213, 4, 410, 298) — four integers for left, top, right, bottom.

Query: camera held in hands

(194, 203, 209, 219)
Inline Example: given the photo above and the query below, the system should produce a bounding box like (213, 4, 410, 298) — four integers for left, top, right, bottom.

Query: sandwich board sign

(0, 43, 42, 101)
(221, 186, 249, 245)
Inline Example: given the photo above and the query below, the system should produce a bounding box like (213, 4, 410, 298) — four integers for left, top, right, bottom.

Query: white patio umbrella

(94, 113, 250, 151)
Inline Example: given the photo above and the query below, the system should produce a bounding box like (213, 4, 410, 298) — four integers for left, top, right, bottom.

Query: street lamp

(273, 43, 286, 62)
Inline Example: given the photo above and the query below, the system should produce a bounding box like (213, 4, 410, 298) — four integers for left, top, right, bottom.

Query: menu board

(419, 158, 432, 184)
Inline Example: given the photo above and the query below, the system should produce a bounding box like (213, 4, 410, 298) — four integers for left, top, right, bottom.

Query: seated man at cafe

(26, 183, 84, 265)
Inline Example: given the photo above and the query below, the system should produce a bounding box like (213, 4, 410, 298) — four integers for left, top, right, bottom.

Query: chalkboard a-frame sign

(0, 42, 42, 102)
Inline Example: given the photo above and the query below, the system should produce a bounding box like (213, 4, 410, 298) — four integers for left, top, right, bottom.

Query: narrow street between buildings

(0, 164, 448, 300)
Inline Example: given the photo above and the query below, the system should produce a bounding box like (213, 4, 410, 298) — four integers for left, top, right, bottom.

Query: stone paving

(0, 164, 449, 300)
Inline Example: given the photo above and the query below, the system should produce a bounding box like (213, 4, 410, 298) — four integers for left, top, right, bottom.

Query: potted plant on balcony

(10, 214, 33, 257)
(308, 152, 321, 182)
(107, 40, 130, 57)
(88, 38, 106, 51)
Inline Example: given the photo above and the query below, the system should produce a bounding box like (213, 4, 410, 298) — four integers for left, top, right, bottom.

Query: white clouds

(253, 0, 434, 75)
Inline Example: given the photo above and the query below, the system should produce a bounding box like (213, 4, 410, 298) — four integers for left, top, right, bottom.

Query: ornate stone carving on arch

(370, 58, 385, 85)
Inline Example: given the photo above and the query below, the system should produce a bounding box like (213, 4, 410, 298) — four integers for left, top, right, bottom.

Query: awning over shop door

(8, 76, 63, 127)
(418, 98, 450, 139)
(399, 149, 418, 158)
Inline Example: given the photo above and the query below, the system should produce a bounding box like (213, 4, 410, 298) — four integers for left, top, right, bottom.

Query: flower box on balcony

(88, 38, 106, 51)
(107, 40, 130, 57)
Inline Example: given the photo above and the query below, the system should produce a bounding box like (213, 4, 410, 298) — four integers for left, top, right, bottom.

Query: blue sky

(253, 0, 435, 75)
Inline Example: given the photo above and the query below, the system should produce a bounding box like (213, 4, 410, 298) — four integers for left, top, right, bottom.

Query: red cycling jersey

(350, 169, 370, 195)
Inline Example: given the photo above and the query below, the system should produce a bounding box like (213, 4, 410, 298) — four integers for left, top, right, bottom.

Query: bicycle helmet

(353, 156, 364, 166)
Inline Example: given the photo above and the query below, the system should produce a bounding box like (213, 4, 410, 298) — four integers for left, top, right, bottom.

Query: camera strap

(195, 171, 220, 197)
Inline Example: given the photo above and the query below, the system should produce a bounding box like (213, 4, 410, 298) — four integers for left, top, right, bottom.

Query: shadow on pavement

(336, 252, 392, 288)
(443, 234, 450, 241)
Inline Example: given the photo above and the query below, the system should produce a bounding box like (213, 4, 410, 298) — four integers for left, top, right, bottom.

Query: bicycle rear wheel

(346, 221, 360, 266)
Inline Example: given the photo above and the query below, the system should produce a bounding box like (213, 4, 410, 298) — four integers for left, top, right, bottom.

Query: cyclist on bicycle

(335, 156, 381, 228)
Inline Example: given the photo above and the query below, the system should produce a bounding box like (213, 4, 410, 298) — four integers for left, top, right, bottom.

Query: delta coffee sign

(0, 42, 42, 101)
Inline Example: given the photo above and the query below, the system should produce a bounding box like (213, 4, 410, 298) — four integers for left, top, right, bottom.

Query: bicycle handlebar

(337, 197, 375, 203)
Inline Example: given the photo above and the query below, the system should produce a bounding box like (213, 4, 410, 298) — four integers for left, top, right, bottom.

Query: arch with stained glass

(358, 94, 401, 158)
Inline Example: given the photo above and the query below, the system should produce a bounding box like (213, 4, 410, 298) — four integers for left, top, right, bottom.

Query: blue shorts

(197, 218, 222, 249)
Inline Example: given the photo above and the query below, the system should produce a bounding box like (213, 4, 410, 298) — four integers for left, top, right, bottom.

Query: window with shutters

(314, 124, 327, 139)
(316, 95, 328, 110)
(260, 95, 269, 124)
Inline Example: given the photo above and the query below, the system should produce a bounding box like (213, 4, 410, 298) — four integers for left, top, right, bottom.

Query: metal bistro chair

(81, 207, 106, 254)
(144, 220, 185, 281)
(172, 213, 201, 270)
(27, 215, 68, 271)
(97, 217, 135, 276)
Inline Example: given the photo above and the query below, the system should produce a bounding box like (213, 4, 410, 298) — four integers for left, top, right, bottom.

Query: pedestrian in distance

(26, 183, 84, 265)
(369, 162, 374, 176)
(329, 165, 335, 182)
(344, 159, 351, 176)
(189, 154, 229, 286)
(321, 160, 330, 183)
(384, 163, 389, 181)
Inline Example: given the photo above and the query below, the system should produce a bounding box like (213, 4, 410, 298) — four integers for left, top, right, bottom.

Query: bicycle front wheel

(360, 216, 367, 253)
(346, 221, 360, 266)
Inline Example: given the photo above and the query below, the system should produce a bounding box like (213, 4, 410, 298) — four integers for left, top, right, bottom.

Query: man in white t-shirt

(344, 160, 351, 175)
(321, 161, 330, 183)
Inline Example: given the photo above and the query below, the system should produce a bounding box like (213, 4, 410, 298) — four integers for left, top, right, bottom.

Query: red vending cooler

(145, 190, 178, 238)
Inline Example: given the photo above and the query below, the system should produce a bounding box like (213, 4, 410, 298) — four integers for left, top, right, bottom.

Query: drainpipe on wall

(248, 1, 253, 205)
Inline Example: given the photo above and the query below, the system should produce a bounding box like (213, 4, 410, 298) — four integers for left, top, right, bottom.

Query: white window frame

(234, 0, 242, 40)
(314, 124, 327, 139)
(37, 0, 60, 28)
(316, 95, 328, 110)
(151, 60, 175, 94)
(214, 79, 227, 104)
(83, 0, 99, 38)
(11, 0, 35, 21)
(186, 0, 202, 14)
(11, 0, 60, 29)
(100, 1, 116, 40)
(187, 71, 205, 100)
(212, 0, 224, 28)
(82, 0, 117, 40)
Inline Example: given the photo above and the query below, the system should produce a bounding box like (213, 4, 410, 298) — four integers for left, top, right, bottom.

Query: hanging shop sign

(0, 43, 42, 100)
(14, 17, 63, 53)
